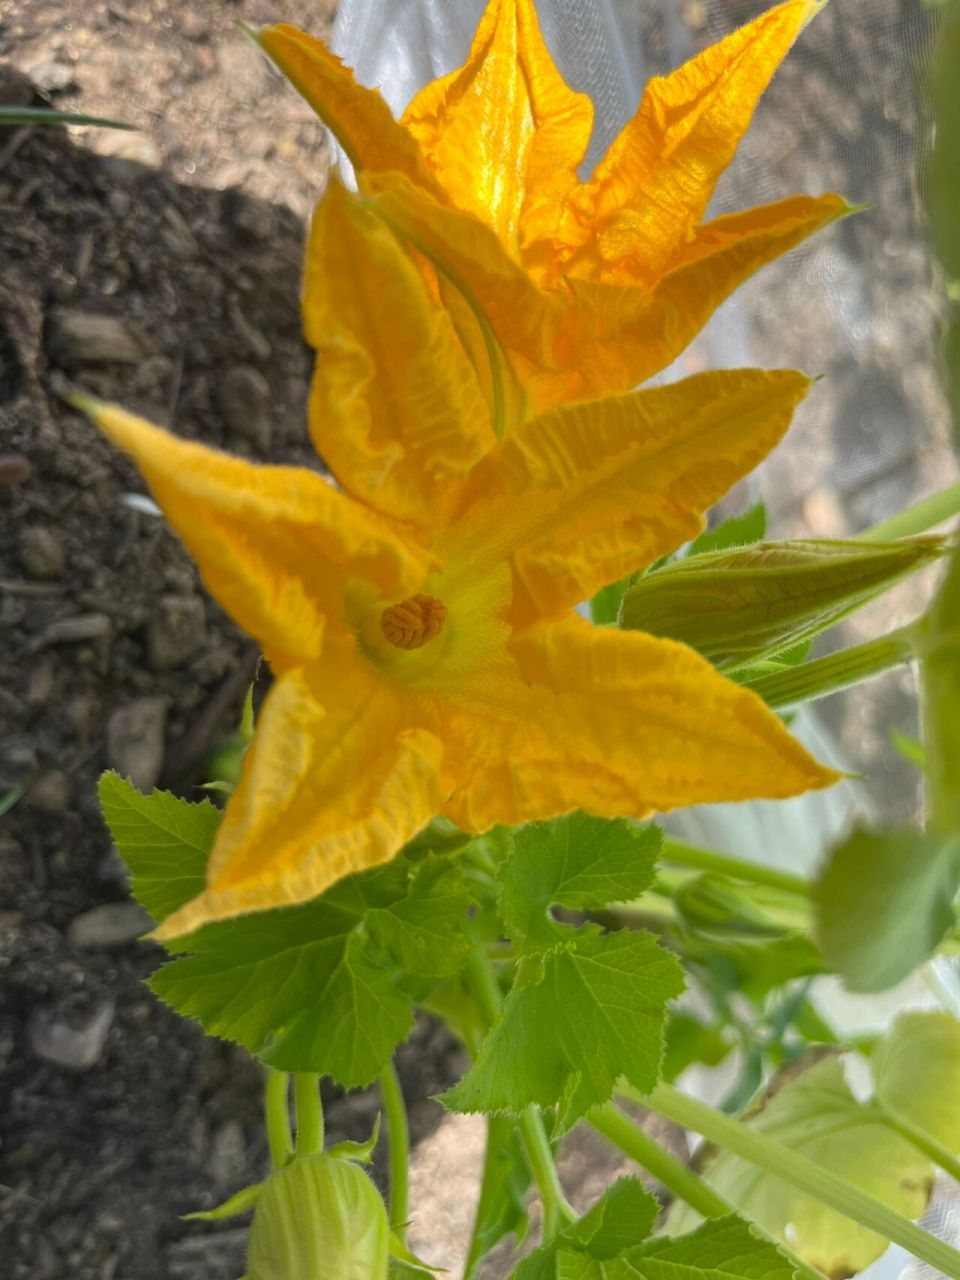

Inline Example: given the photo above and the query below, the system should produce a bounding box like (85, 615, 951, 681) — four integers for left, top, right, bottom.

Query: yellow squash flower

(259, 0, 848, 417)
(78, 171, 836, 941)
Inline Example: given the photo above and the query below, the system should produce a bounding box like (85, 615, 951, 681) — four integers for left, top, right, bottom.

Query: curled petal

(570, 0, 821, 283)
(305, 177, 496, 527)
(402, 0, 592, 254)
(77, 399, 432, 670)
(154, 659, 446, 939)
(257, 23, 435, 187)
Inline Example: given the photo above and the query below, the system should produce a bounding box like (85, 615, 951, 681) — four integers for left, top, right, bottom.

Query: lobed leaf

(444, 928, 683, 1134)
(98, 771, 218, 928)
(500, 814, 661, 951)
(149, 852, 471, 1087)
(516, 1207, 794, 1280)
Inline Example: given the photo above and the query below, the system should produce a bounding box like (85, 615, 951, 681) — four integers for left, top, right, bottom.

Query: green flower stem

(875, 1106, 960, 1185)
(265, 1070, 293, 1170)
(590, 1102, 827, 1280)
(633, 1082, 960, 1280)
(589, 1102, 729, 1219)
(857, 482, 960, 541)
(661, 837, 812, 897)
(293, 1073, 323, 1157)
(379, 1060, 410, 1244)
(464, 947, 575, 1242)
(518, 1106, 576, 1242)
(744, 624, 917, 711)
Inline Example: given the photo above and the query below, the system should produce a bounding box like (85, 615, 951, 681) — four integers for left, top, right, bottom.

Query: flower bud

(243, 1154, 389, 1280)
(620, 537, 946, 671)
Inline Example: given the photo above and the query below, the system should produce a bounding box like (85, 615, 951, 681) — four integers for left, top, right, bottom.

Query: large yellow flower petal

(498, 368, 810, 620)
(154, 654, 446, 939)
(442, 615, 837, 832)
(79, 399, 432, 670)
(257, 24, 435, 189)
(304, 177, 496, 528)
(556, 193, 848, 406)
(568, 0, 820, 283)
(401, 0, 592, 256)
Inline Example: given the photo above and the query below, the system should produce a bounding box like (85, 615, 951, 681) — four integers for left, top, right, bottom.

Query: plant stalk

(589, 1102, 729, 1219)
(857, 482, 960, 541)
(633, 1082, 960, 1280)
(518, 1106, 576, 1242)
(661, 837, 812, 897)
(744, 624, 917, 710)
(293, 1073, 323, 1156)
(380, 1060, 411, 1244)
(265, 1070, 293, 1170)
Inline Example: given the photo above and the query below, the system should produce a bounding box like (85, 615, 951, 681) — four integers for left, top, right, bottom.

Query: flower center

(380, 594, 448, 651)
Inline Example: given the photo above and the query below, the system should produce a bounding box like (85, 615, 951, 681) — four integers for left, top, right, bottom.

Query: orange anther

(380, 594, 448, 651)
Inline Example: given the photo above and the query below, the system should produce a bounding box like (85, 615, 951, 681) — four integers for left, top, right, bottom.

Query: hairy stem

(380, 1060, 411, 1243)
(633, 1082, 960, 1280)
(744, 624, 917, 711)
(264, 1070, 292, 1170)
(293, 1073, 323, 1157)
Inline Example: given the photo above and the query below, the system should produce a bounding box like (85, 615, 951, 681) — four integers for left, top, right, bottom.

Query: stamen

(381, 594, 448, 651)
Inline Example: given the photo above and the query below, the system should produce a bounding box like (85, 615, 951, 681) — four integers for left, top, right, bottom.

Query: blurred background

(0, 0, 955, 1275)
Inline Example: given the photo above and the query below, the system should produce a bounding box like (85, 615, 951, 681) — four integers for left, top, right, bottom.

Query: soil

(0, 6, 467, 1276)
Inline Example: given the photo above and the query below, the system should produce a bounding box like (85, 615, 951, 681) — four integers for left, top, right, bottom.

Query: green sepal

(327, 1113, 382, 1164)
(620, 536, 945, 671)
(182, 1182, 263, 1221)
(389, 1231, 445, 1275)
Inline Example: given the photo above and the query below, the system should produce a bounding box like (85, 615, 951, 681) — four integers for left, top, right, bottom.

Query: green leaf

(150, 853, 471, 1086)
(874, 1010, 960, 1151)
(465, 1116, 531, 1278)
(686, 503, 766, 557)
(444, 928, 683, 1134)
(814, 825, 960, 992)
(563, 1179, 658, 1258)
(666, 1056, 932, 1276)
(512, 1178, 657, 1280)
(500, 815, 661, 950)
(605, 1215, 797, 1280)
(98, 771, 219, 926)
(621, 537, 945, 672)
(517, 1211, 793, 1280)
